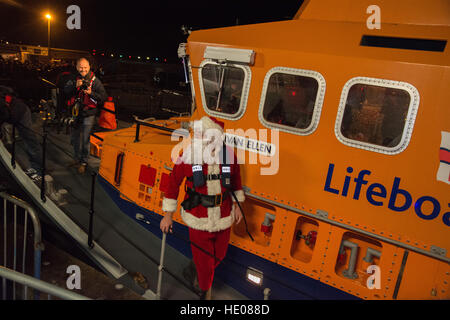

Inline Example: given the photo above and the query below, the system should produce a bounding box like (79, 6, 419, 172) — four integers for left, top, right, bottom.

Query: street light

(45, 13, 51, 59)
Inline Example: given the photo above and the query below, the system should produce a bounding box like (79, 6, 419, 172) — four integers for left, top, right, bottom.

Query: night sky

(0, 0, 303, 60)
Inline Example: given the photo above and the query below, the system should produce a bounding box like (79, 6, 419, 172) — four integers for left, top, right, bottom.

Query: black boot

(199, 290, 207, 300)
(183, 260, 200, 292)
(199, 288, 211, 300)
(198, 287, 211, 300)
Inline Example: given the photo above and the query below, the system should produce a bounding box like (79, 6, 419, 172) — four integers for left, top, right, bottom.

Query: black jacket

(64, 72, 108, 117)
(0, 96, 29, 126)
(57, 71, 76, 97)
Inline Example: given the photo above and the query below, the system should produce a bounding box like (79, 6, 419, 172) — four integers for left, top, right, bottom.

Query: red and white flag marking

(437, 131, 450, 185)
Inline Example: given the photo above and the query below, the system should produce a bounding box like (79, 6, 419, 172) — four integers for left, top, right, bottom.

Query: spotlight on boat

(203, 46, 255, 65)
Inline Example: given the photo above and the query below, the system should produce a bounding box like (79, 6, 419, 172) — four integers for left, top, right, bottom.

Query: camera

(79, 80, 90, 91)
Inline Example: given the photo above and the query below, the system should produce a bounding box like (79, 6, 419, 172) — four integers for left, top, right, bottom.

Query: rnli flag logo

(437, 131, 450, 185)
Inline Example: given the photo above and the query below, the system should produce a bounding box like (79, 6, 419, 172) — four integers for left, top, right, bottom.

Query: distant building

(0, 42, 91, 64)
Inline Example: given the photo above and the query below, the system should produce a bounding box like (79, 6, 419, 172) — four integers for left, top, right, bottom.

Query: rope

(229, 190, 254, 242)
(222, 142, 254, 242)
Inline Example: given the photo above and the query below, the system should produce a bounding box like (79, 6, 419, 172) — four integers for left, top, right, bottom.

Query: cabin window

(199, 61, 250, 120)
(259, 67, 326, 135)
(335, 77, 420, 154)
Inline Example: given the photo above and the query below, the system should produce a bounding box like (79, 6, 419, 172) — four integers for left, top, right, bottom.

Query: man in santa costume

(160, 116, 245, 300)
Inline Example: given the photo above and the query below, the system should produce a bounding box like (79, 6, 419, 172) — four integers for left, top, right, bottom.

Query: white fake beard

(203, 141, 221, 165)
(182, 138, 221, 165)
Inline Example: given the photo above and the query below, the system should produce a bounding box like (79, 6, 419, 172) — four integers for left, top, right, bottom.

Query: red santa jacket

(162, 153, 245, 232)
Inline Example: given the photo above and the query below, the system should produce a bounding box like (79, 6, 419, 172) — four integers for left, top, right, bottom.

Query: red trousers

(189, 227, 231, 291)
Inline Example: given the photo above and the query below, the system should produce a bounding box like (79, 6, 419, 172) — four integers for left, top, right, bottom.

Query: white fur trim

(232, 189, 245, 202)
(181, 138, 203, 164)
(181, 207, 233, 232)
(180, 136, 222, 165)
(178, 164, 233, 232)
(205, 164, 222, 221)
(207, 164, 221, 196)
(195, 116, 223, 133)
(162, 198, 178, 213)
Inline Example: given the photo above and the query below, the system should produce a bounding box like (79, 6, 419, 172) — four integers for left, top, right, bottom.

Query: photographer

(66, 57, 107, 174)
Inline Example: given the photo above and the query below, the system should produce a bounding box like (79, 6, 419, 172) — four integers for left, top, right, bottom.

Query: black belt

(203, 193, 224, 207)
(184, 187, 229, 208)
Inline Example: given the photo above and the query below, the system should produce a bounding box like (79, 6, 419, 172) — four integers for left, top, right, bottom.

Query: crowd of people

(0, 58, 77, 108)
(0, 56, 108, 178)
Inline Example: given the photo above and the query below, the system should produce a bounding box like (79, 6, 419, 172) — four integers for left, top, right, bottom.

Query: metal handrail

(0, 266, 90, 300)
(1, 191, 45, 300)
(1, 193, 43, 259)
(133, 116, 188, 142)
(0, 191, 44, 258)
(41, 132, 47, 202)
(156, 232, 167, 300)
(88, 172, 97, 249)
(11, 124, 16, 169)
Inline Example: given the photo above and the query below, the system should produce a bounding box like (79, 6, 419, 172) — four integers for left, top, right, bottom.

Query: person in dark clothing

(65, 58, 107, 174)
(0, 86, 43, 181)
(55, 64, 77, 119)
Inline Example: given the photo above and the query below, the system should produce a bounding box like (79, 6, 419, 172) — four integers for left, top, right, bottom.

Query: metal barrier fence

(0, 266, 90, 300)
(0, 191, 44, 300)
